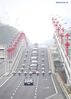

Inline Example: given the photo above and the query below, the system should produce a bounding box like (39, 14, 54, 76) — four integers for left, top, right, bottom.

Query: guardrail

(54, 33, 71, 82)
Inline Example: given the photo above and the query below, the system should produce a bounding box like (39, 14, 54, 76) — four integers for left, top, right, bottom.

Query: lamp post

(65, 33, 70, 41)
(65, 41, 70, 56)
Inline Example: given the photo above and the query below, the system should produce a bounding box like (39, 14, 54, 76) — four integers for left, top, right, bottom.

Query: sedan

(24, 78, 34, 85)
(12, 71, 16, 75)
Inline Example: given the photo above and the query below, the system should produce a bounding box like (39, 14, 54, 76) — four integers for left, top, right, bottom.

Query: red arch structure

(7, 32, 28, 59)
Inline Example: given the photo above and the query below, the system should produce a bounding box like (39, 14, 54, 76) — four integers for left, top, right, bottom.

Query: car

(42, 58, 44, 62)
(20, 67, 24, 72)
(42, 64, 45, 67)
(22, 64, 25, 68)
(32, 48, 38, 50)
(31, 69, 37, 74)
(12, 71, 16, 75)
(18, 71, 21, 75)
(31, 56, 38, 60)
(29, 71, 33, 76)
(41, 53, 44, 56)
(48, 70, 52, 75)
(24, 58, 26, 62)
(42, 71, 45, 75)
(36, 71, 40, 75)
(24, 78, 34, 85)
(30, 63, 38, 67)
(41, 67, 45, 70)
(24, 71, 27, 76)
(31, 60, 38, 64)
(25, 53, 28, 57)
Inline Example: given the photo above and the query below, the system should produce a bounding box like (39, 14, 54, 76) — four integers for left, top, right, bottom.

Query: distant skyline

(0, 0, 71, 43)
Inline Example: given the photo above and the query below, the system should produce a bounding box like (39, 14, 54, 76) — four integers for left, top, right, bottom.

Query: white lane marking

(42, 87, 49, 89)
(51, 75, 58, 94)
(11, 96, 13, 99)
(34, 96, 37, 98)
(35, 93, 37, 96)
(43, 78, 48, 80)
(35, 89, 37, 93)
(45, 93, 57, 99)
(0, 74, 5, 80)
(0, 75, 12, 88)
(14, 90, 17, 93)
(36, 76, 39, 87)
(12, 93, 15, 96)
(16, 87, 18, 90)
(10, 78, 23, 99)
(34, 77, 39, 99)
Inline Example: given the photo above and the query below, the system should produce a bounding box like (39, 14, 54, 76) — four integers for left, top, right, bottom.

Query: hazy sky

(0, 0, 71, 43)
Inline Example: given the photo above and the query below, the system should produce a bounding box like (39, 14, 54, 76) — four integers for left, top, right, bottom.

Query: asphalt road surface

(0, 47, 67, 99)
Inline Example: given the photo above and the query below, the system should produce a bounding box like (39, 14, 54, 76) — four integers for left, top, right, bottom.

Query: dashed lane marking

(34, 96, 37, 98)
(42, 87, 49, 89)
(11, 96, 13, 99)
(12, 93, 15, 96)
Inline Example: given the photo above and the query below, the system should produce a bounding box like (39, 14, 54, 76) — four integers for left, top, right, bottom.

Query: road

(0, 47, 67, 99)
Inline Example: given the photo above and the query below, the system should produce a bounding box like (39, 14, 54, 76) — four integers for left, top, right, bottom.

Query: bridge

(0, 29, 71, 99)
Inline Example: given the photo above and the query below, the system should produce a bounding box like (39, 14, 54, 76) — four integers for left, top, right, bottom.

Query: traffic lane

(15, 48, 29, 72)
(35, 48, 56, 99)
(0, 74, 25, 99)
(36, 74, 56, 99)
(12, 75, 38, 99)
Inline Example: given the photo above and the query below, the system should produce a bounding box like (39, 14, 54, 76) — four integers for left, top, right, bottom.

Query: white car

(36, 71, 40, 75)
(31, 56, 37, 60)
(12, 71, 16, 75)
(42, 64, 45, 67)
(41, 67, 45, 70)
(29, 71, 33, 75)
(31, 60, 38, 64)
(20, 67, 24, 72)
(48, 70, 52, 75)
(24, 71, 27, 75)
(24, 78, 34, 85)
(42, 71, 45, 75)
(18, 71, 21, 75)
(30, 63, 38, 67)
(42, 58, 44, 61)
(24, 58, 26, 61)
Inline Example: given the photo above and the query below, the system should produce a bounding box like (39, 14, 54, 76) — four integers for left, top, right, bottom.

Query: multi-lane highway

(0, 46, 67, 99)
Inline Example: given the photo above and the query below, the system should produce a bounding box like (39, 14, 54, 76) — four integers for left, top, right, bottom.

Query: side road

(0, 45, 25, 87)
(47, 47, 71, 99)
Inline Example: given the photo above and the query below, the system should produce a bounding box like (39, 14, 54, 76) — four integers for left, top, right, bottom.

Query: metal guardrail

(54, 34, 71, 80)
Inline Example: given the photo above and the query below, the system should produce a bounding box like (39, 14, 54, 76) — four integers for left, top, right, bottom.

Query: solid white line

(45, 93, 57, 99)
(51, 75, 58, 94)
(0, 74, 5, 80)
(0, 75, 12, 88)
